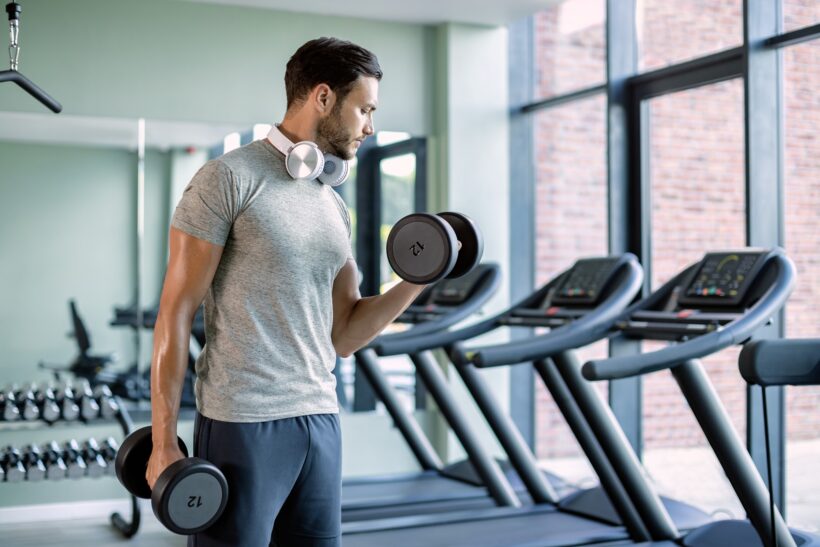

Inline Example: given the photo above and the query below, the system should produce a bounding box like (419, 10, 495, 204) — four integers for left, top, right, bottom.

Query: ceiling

(181, 0, 559, 26)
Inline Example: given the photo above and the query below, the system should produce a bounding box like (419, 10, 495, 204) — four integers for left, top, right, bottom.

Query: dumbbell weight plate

(386, 213, 458, 285)
(152, 458, 229, 535)
(115, 426, 187, 499)
(437, 212, 484, 279)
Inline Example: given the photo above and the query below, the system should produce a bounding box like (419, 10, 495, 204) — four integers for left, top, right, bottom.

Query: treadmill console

(503, 256, 626, 328)
(431, 266, 487, 306)
(678, 251, 768, 307)
(550, 257, 622, 306)
(399, 265, 492, 323)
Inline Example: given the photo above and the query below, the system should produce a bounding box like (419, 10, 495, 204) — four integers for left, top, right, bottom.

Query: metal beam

(744, 0, 787, 514)
(606, 0, 643, 456)
(508, 16, 537, 448)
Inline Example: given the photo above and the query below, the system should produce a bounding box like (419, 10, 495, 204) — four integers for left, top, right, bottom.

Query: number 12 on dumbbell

(387, 212, 483, 284)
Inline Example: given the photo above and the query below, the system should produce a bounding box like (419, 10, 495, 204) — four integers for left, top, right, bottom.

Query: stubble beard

(316, 104, 355, 160)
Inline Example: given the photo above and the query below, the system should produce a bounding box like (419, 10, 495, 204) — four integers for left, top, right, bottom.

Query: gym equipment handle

(583, 253, 796, 381)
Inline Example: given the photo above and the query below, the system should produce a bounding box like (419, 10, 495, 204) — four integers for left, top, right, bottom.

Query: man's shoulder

(216, 139, 284, 177)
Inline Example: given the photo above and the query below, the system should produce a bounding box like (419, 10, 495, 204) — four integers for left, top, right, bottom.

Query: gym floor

(2, 439, 818, 545)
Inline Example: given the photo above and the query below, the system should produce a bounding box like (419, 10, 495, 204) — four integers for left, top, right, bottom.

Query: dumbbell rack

(0, 394, 142, 538)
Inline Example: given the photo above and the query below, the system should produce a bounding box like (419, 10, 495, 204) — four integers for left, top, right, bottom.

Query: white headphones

(266, 124, 350, 187)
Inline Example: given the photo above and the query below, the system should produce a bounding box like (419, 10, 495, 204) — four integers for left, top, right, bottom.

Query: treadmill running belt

(343, 509, 629, 547)
(343, 474, 489, 509)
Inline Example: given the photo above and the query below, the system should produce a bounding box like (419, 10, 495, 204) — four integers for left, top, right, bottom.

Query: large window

(532, 0, 605, 101)
(532, 95, 609, 466)
(783, 0, 820, 32)
(517, 0, 820, 528)
(638, 0, 743, 71)
(783, 38, 820, 530)
(642, 79, 747, 516)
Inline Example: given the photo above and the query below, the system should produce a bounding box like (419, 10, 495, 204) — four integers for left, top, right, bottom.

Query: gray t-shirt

(171, 138, 353, 422)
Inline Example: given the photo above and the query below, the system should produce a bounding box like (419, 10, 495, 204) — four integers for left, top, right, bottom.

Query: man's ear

(314, 83, 336, 113)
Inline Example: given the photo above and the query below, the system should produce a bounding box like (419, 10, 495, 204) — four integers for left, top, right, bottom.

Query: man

(145, 38, 425, 546)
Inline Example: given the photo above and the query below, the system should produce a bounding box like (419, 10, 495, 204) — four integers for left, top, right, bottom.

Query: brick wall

(531, 1, 820, 458)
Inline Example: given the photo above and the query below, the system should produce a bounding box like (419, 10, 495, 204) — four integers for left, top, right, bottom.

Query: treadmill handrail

(739, 338, 820, 386)
(458, 257, 643, 368)
(583, 253, 796, 381)
(372, 263, 502, 345)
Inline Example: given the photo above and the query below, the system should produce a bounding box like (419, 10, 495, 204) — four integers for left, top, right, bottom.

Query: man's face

(316, 76, 379, 160)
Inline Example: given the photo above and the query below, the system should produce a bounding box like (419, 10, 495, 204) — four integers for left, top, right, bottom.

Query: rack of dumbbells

(0, 378, 141, 537)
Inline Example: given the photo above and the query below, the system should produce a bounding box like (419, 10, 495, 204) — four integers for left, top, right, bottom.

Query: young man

(145, 38, 426, 546)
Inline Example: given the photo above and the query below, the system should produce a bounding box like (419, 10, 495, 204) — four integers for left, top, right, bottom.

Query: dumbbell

(93, 384, 119, 419)
(34, 383, 61, 423)
(41, 441, 68, 480)
(1, 446, 26, 482)
(386, 212, 483, 285)
(21, 444, 47, 482)
(62, 440, 88, 479)
(97, 437, 119, 476)
(54, 381, 80, 421)
(75, 379, 101, 421)
(82, 438, 108, 478)
(0, 388, 21, 421)
(11, 384, 40, 421)
(116, 426, 228, 535)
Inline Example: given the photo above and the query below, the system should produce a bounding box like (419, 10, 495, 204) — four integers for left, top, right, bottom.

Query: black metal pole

(534, 357, 650, 540)
(410, 351, 521, 507)
(354, 348, 443, 471)
(553, 351, 679, 541)
(453, 362, 559, 504)
(672, 360, 795, 547)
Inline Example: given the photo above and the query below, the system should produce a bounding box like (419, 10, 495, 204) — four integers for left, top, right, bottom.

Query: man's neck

(278, 114, 317, 144)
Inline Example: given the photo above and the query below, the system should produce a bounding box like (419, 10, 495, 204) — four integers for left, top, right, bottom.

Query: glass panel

(532, 0, 606, 101)
(638, 0, 742, 71)
(783, 39, 820, 531)
(376, 152, 417, 412)
(532, 94, 608, 478)
(783, 0, 820, 33)
(644, 79, 746, 517)
(379, 153, 417, 292)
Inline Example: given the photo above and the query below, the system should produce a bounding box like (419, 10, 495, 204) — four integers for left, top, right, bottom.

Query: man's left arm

(331, 259, 426, 357)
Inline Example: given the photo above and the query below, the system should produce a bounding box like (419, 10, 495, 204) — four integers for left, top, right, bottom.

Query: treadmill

(342, 263, 522, 521)
(344, 254, 702, 546)
(576, 248, 820, 546)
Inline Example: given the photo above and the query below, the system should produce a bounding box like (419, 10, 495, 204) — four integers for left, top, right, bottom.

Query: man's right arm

(146, 227, 224, 489)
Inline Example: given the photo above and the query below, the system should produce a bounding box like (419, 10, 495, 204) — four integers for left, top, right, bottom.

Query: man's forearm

(150, 311, 195, 448)
(336, 280, 426, 356)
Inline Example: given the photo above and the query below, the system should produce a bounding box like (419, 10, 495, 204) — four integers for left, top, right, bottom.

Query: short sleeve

(171, 160, 239, 246)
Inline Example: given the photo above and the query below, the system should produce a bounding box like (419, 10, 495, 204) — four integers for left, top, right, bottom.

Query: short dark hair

(285, 37, 382, 109)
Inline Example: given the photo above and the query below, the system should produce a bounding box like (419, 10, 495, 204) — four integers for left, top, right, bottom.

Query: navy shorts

(187, 412, 342, 547)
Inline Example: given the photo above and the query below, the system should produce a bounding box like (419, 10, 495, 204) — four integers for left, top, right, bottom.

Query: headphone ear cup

(285, 141, 325, 180)
(317, 155, 350, 187)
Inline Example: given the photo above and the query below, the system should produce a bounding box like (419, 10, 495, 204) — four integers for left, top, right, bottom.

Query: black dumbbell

(54, 381, 80, 421)
(116, 426, 228, 535)
(34, 383, 61, 423)
(62, 440, 88, 479)
(75, 379, 101, 421)
(41, 441, 68, 481)
(93, 384, 119, 420)
(98, 437, 119, 476)
(0, 388, 21, 422)
(21, 444, 47, 482)
(1, 446, 26, 482)
(386, 212, 483, 285)
(82, 438, 108, 478)
(14, 384, 40, 421)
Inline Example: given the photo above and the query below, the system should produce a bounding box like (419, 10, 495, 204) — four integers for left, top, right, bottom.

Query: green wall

(0, 0, 434, 134)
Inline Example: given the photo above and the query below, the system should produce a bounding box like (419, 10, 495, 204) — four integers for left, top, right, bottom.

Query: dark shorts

(187, 412, 342, 547)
